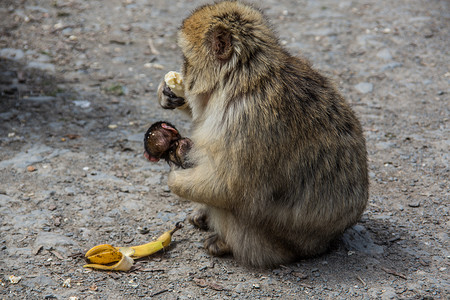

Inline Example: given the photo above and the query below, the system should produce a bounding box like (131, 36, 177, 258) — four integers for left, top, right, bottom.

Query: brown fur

(144, 121, 181, 160)
(144, 121, 193, 168)
(158, 1, 368, 268)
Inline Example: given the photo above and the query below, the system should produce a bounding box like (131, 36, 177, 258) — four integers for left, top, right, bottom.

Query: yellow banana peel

(83, 222, 183, 271)
(84, 244, 123, 264)
(118, 240, 164, 259)
(84, 253, 134, 271)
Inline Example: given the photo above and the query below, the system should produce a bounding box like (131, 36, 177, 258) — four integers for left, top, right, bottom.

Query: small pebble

(9, 275, 21, 284)
(63, 278, 71, 288)
(408, 201, 421, 208)
(354, 82, 373, 94)
(376, 49, 392, 60)
(27, 165, 37, 172)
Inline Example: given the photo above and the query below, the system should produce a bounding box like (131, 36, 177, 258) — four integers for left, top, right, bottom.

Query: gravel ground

(0, 0, 448, 299)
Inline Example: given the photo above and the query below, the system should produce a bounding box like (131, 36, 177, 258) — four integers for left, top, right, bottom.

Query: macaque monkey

(144, 121, 192, 168)
(156, 1, 369, 267)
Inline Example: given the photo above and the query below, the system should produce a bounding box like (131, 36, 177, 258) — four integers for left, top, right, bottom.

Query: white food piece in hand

(164, 71, 185, 98)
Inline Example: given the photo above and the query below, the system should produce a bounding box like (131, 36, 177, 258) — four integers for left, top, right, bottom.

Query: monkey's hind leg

(204, 233, 231, 256)
(188, 204, 210, 230)
(207, 208, 297, 268)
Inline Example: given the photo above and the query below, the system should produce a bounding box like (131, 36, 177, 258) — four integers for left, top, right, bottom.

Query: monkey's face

(177, 1, 277, 97)
(177, 10, 235, 96)
(177, 6, 213, 63)
(178, 8, 235, 65)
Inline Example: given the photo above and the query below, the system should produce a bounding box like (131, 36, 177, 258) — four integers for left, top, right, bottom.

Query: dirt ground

(0, 0, 448, 299)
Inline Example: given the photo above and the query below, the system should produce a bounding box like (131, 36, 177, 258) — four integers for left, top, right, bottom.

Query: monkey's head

(178, 1, 283, 95)
(144, 121, 181, 162)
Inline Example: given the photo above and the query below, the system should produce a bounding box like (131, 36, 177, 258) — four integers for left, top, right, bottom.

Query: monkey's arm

(157, 80, 192, 116)
(167, 164, 230, 210)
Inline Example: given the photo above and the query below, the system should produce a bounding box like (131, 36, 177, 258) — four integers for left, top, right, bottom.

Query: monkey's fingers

(162, 86, 186, 109)
(162, 85, 178, 98)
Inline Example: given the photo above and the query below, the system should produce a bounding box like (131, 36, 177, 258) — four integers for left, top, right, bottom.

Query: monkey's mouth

(144, 150, 160, 162)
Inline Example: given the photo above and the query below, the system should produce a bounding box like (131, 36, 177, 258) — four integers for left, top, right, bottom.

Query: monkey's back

(221, 55, 368, 245)
(187, 55, 369, 264)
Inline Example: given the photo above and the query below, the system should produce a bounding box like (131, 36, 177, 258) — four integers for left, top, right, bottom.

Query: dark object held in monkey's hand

(144, 121, 192, 168)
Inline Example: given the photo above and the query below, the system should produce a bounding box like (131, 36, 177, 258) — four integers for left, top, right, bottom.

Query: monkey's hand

(167, 138, 193, 169)
(157, 80, 186, 110)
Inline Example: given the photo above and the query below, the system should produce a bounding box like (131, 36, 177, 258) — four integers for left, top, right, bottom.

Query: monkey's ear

(211, 26, 233, 62)
(161, 122, 179, 135)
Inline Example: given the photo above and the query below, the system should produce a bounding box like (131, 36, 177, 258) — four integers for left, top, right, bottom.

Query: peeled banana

(164, 71, 185, 98)
(83, 222, 183, 271)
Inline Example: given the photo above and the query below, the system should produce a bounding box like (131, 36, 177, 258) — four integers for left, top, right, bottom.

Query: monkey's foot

(204, 234, 231, 257)
(188, 209, 209, 230)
